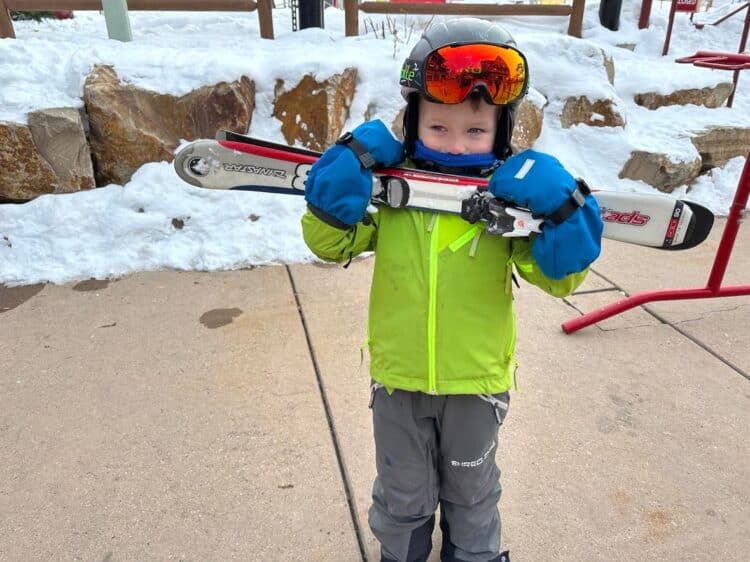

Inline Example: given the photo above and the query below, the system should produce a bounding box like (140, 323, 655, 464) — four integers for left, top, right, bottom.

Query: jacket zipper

(427, 220, 483, 394)
(427, 214, 439, 394)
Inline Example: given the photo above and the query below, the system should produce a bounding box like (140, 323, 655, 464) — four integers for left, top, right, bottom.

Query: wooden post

(102, 0, 133, 41)
(344, 0, 358, 37)
(0, 0, 15, 39)
(567, 0, 585, 37)
(256, 0, 273, 39)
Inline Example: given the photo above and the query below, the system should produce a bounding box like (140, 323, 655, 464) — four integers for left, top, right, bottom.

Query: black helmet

(400, 18, 527, 162)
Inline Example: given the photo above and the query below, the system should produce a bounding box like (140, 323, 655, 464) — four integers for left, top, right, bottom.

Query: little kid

(301, 18, 603, 562)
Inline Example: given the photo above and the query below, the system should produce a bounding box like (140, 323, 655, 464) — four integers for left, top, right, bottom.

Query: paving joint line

(285, 266, 369, 561)
(590, 268, 750, 381)
(571, 287, 621, 296)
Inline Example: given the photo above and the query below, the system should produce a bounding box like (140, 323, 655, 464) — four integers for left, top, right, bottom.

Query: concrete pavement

(1, 218, 748, 561)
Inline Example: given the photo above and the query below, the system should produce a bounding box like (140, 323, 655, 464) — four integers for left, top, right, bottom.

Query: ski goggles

(400, 43, 529, 106)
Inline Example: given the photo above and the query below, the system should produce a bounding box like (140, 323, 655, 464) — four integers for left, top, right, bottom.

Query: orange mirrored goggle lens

(423, 43, 529, 106)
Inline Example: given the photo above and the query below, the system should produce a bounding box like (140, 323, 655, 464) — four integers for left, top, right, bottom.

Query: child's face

(417, 96, 498, 155)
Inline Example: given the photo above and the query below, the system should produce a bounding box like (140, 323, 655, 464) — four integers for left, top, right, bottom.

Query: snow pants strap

(477, 393, 510, 425)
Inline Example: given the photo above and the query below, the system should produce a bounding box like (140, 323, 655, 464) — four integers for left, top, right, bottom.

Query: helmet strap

(402, 93, 420, 158)
(493, 106, 515, 161)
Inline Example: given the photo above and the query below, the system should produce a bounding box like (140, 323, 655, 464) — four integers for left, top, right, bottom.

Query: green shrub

(11, 11, 73, 21)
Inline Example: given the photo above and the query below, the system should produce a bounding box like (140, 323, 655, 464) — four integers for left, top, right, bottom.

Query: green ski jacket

(301, 200, 587, 395)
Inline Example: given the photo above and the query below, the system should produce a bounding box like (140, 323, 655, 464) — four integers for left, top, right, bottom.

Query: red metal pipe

(740, 3, 750, 53)
(562, 284, 750, 334)
(639, 0, 653, 29)
(706, 149, 750, 290)
(662, 0, 678, 55)
(562, 153, 750, 334)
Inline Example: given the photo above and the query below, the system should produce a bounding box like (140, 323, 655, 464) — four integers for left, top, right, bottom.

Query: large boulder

(0, 108, 94, 201)
(511, 90, 546, 151)
(561, 96, 626, 129)
(522, 37, 623, 129)
(602, 51, 615, 86)
(0, 122, 57, 200)
(390, 106, 406, 140)
(28, 108, 95, 193)
(619, 150, 702, 193)
(84, 65, 255, 186)
(690, 126, 750, 170)
(634, 83, 733, 110)
(272, 68, 357, 152)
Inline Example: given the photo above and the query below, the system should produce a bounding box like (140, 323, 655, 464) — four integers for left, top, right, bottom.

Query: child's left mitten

(530, 196, 603, 279)
(489, 149, 603, 279)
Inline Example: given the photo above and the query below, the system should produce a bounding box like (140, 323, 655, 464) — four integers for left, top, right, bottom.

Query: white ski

(173, 133, 714, 250)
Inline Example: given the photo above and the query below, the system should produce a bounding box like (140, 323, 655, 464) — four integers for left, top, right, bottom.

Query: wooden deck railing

(0, 0, 274, 39)
(344, 0, 587, 38)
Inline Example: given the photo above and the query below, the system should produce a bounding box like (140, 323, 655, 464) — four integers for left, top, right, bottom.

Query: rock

(364, 102, 404, 140)
(522, 36, 615, 101)
(602, 51, 615, 86)
(84, 65, 255, 186)
(618, 150, 702, 193)
(27, 107, 95, 193)
(511, 92, 546, 151)
(1, 108, 95, 201)
(634, 83, 733, 110)
(391, 106, 406, 141)
(561, 96, 625, 129)
(690, 126, 750, 170)
(0, 122, 57, 200)
(272, 68, 357, 152)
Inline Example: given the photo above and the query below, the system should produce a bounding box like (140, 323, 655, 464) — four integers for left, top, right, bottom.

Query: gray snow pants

(367, 383, 510, 562)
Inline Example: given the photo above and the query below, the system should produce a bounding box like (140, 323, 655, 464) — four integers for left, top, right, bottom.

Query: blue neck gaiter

(413, 140, 498, 170)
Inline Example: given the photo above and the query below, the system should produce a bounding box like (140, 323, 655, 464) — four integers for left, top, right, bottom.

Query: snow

(0, 2, 748, 285)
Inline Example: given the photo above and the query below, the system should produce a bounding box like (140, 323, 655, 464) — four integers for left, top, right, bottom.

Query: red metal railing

(676, 51, 750, 106)
(563, 151, 750, 334)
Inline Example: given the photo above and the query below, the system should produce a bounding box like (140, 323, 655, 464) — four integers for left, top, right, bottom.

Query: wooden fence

(1, 1, 587, 41)
(344, 0, 587, 38)
(0, 0, 274, 39)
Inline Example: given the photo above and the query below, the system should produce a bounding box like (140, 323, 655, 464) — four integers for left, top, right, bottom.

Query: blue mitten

(490, 149, 603, 279)
(530, 197, 603, 279)
(305, 120, 403, 227)
(489, 149, 578, 215)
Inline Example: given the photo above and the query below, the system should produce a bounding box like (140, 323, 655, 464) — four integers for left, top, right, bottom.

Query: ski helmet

(399, 18, 528, 161)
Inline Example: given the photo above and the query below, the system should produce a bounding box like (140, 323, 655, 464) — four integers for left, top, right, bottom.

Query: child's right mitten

(304, 120, 403, 227)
